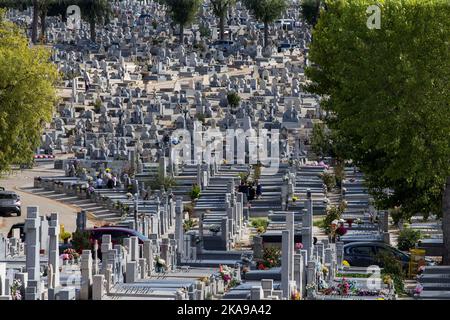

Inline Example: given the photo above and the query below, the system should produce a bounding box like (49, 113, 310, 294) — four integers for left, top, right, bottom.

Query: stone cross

(48, 213, 60, 288)
(80, 250, 93, 300)
(175, 197, 184, 261)
(25, 207, 41, 285)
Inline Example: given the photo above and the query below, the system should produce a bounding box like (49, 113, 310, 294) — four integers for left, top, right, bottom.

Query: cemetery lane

(0, 162, 94, 234)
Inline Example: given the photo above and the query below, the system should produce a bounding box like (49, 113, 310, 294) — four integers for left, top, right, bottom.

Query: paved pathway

(0, 162, 94, 235)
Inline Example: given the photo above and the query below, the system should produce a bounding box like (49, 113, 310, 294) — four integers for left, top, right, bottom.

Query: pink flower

(61, 253, 70, 260)
(295, 243, 304, 250)
(414, 284, 423, 294)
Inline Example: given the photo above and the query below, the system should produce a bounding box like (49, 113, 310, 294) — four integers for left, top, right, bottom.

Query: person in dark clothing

(248, 185, 256, 201)
(256, 183, 262, 199)
(106, 178, 114, 189)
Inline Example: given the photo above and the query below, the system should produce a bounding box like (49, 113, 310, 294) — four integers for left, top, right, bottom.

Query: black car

(7, 222, 26, 241)
(344, 242, 411, 269)
(0, 190, 21, 216)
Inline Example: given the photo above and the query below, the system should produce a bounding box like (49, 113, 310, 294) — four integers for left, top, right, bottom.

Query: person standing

(256, 182, 262, 199)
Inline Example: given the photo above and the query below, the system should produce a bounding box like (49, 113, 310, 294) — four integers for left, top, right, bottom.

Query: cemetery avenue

(0, 0, 449, 309)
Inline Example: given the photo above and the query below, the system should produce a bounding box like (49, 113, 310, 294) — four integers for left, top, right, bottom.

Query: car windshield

(133, 230, 148, 240)
(0, 194, 16, 199)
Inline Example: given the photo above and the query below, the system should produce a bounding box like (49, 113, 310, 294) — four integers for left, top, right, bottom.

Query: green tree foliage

(322, 201, 347, 234)
(300, 0, 322, 26)
(0, 0, 68, 43)
(227, 91, 240, 112)
(397, 228, 422, 251)
(243, 0, 287, 47)
(321, 171, 336, 191)
(149, 169, 177, 191)
(183, 218, 197, 232)
(163, 0, 201, 43)
(210, 0, 235, 40)
(39, 0, 69, 41)
(75, 0, 112, 43)
(251, 218, 269, 233)
(189, 183, 201, 200)
(306, 0, 450, 220)
(376, 251, 405, 293)
(71, 230, 92, 252)
(0, 10, 58, 173)
(311, 122, 333, 159)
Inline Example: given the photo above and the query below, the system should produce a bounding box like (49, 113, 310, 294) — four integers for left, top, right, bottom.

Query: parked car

(0, 190, 21, 216)
(85, 226, 149, 258)
(7, 222, 26, 241)
(343, 242, 435, 270)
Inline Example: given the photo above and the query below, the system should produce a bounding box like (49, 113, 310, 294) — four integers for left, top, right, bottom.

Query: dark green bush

(397, 228, 422, 251)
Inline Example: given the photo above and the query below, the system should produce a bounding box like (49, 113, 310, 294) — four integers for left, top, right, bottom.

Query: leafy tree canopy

(0, 9, 58, 173)
(306, 0, 450, 219)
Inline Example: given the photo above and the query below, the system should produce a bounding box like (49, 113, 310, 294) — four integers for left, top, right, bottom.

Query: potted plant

(189, 184, 201, 201)
(183, 218, 198, 232)
(61, 231, 72, 244)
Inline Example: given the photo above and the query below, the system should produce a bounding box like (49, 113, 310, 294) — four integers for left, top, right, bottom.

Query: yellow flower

(342, 260, 350, 267)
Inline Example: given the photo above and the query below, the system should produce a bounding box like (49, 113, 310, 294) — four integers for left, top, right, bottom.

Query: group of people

(94, 169, 118, 189)
(238, 181, 263, 202)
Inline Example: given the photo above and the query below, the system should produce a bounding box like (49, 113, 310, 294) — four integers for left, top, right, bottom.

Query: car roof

(0, 191, 18, 195)
(88, 227, 135, 232)
(9, 223, 24, 228)
(344, 241, 387, 247)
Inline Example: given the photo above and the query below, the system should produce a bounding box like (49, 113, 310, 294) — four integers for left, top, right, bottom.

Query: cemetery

(0, 0, 449, 303)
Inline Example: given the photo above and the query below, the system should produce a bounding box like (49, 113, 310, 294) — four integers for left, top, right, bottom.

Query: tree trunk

(31, 0, 39, 44)
(219, 14, 225, 40)
(313, 1, 321, 26)
(264, 21, 269, 48)
(442, 176, 450, 265)
(179, 24, 184, 44)
(40, 11, 46, 43)
(90, 20, 96, 43)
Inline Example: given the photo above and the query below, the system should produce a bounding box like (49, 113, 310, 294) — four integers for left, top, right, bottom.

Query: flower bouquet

(414, 283, 423, 296)
(346, 218, 354, 228)
(291, 290, 301, 300)
(10, 279, 22, 300)
(337, 278, 353, 295)
(219, 265, 232, 283)
(336, 225, 347, 236)
(62, 248, 80, 263)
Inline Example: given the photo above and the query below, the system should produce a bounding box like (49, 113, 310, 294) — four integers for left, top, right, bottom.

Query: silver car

(0, 189, 21, 216)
